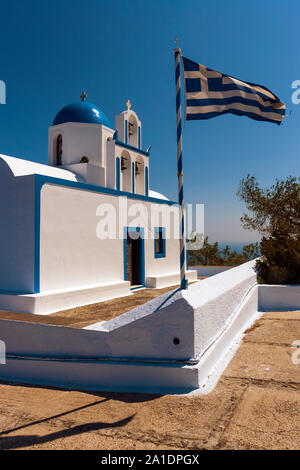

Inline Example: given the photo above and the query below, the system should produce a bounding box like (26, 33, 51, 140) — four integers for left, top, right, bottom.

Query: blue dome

(53, 101, 112, 128)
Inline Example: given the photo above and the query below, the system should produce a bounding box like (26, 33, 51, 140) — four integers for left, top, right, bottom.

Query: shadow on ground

(0, 415, 135, 450)
(0, 379, 161, 449)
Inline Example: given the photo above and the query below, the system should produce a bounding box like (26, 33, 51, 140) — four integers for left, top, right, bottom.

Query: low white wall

(86, 259, 258, 362)
(197, 283, 259, 391)
(0, 262, 257, 363)
(258, 284, 300, 311)
(146, 270, 197, 289)
(0, 259, 263, 393)
(192, 266, 232, 277)
(0, 358, 199, 395)
(185, 260, 257, 358)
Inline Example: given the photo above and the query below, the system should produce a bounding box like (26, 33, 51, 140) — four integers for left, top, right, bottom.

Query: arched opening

(128, 115, 138, 148)
(116, 157, 120, 190)
(135, 155, 145, 195)
(56, 134, 63, 166)
(120, 151, 132, 193)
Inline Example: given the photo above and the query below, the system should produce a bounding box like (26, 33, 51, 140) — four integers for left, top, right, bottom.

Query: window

(128, 116, 138, 147)
(154, 227, 166, 258)
(56, 134, 62, 166)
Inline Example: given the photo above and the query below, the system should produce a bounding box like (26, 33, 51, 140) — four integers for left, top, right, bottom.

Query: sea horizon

(211, 241, 260, 254)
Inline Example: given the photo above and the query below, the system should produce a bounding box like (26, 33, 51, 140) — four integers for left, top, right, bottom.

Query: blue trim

(35, 174, 177, 206)
(123, 227, 145, 287)
(132, 162, 135, 194)
(154, 227, 166, 259)
(145, 167, 149, 197)
(125, 120, 128, 144)
(116, 157, 120, 190)
(123, 228, 127, 282)
(34, 176, 41, 293)
(186, 243, 189, 270)
(130, 285, 144, 291)
(138, 127, 141, 149)
(115, 140, 149, 157)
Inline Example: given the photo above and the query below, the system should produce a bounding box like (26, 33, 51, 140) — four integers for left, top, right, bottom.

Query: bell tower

(48, 93, 114, 186)
(115, 100, 142, 149)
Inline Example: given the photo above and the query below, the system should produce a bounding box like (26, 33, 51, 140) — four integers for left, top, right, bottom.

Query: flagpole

(174, 37, 188, 290)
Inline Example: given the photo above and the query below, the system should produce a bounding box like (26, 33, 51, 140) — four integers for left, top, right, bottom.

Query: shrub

(256, 235, 300, 284)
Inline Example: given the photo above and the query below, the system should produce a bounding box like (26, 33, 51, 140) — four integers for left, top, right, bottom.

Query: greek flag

(182, 57, 285, 125)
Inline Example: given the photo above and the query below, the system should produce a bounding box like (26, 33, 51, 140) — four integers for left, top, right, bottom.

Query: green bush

(256, 235, 300, 284)
(238, 175, 300, 285)
(188, 236, 260, 266)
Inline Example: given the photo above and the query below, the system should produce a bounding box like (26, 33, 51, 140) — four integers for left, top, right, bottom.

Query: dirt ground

(0, 309, 299, 450)
(0, 283, 204, 329)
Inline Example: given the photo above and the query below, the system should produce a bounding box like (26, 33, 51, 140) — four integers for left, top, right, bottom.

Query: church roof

(53, 101, 112, 128)
(0, 154, 79, 181)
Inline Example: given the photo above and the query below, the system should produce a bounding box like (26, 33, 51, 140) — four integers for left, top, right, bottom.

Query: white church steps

(146, 270, 197, 289)
(0, 281, 131, 315)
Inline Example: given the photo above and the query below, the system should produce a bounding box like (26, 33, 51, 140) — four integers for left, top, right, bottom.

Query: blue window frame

(154, 227, 166, 258)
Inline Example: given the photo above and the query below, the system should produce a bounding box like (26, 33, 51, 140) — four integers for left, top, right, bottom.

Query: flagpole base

(181, 278, 188, 290)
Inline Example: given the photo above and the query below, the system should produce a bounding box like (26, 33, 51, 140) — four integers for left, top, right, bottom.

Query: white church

(0, 95, 196, 314)
(1, 96, 296, 395)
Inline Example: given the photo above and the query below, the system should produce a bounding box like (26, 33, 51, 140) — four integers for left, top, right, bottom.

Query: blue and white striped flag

(182, 57, 285, 125)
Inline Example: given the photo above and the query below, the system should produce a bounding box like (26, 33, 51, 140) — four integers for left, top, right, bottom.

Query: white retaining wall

(192, 265, 232, 277)
(0, 260, 261, 393)
(258, 284, 300, 311)
(0, 260, 299, 393)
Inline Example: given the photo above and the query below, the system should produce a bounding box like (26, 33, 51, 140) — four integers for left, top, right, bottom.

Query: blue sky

(0, 0, 299, 244)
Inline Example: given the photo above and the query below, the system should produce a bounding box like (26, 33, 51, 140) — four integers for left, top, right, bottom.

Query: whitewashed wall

(40, 183, 181, 292)
(48, 122, 114, 170)
(0, 159, 36, 293)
